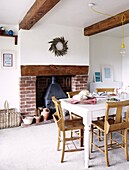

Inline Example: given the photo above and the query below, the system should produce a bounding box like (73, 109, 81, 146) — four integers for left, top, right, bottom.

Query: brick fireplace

(20, 65, 89, 115)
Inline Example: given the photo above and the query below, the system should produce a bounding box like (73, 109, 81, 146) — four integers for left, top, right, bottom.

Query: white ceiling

(0, 0, 35, 25)
(0, 0, 129, 37)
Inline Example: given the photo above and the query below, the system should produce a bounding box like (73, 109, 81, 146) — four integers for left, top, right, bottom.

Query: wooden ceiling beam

(84, 9, 129, 36)
(19, 0, 60, 30)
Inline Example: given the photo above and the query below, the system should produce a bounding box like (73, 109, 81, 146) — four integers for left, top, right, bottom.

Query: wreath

(48, 37, 68, 56)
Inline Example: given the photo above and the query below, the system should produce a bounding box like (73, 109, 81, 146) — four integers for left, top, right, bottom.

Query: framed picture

(94, 72, 101, 82)
(1, 50, 15, 69)
(102, 65, 113, 82)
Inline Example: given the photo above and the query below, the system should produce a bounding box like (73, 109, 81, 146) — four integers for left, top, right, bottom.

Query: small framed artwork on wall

(94, 72, 101, 82)
(102, 65, 113, 82)
(1, 50, 15, 69)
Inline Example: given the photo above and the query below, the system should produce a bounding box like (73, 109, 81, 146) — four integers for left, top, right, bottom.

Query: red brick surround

(20, 76, 36, 114)
(20, 65, 89, 114)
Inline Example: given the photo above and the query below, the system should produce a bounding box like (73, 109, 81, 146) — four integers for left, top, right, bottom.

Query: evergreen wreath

(48, 37, 68, 56)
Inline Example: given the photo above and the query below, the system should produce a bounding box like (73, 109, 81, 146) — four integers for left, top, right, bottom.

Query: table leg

(83, 123, 91, 168)
(84, 125, 90, 168)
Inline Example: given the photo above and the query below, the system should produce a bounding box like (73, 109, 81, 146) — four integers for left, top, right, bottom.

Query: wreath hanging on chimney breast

(48, 37, 68, 57)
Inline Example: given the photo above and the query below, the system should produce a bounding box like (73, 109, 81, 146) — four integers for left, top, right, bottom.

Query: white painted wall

(122, 36, 129, 86)
(89, 35, 122, 84)
(20, 24, 89, 65)
(0, 23, 89, 111)
(0, 25, 20, 109)
(0, 23, 126, 111)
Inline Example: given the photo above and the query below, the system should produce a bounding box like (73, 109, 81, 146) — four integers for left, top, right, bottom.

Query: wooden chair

(90, 100, 129, 167)
(96, 88, 115, 140)
(66, 91, 81, 98)
(96, 88, 115, 94)
(66, 91, 81, 119)
(52, 96, 84, 163)
(67, 90, 100, 140)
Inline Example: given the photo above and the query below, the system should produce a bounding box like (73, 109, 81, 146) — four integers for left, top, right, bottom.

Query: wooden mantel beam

(19, 0, 60, 30)
(84, 9, 129, 36)
(21, 65, 89, 76)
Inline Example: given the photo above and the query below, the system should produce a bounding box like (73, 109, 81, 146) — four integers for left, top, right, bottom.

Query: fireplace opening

(36, 75, 72, 119)
(44, 76, 67, 108)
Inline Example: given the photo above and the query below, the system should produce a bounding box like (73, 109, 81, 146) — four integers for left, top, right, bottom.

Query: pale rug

(0, 123, 129, 170)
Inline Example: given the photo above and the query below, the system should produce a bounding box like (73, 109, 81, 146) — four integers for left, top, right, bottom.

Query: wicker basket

(0, 108, 21, 129)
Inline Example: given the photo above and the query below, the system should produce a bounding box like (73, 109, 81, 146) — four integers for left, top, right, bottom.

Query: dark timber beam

(84, 9, 129, 36)
(21, 65, 89, 76)
(19, 0, 60, 30)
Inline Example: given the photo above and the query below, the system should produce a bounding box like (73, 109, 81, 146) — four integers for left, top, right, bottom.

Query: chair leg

(97, 117, 101, 141)
(122, 130, 125, 147)
(110, 132, 112, 147)
(124, 129, 128, 161)
(70, 113, 73, 138)
(70, 130, 73, 138)
(80, 128, 84, 147)
(98, 130, 101, 141)
(90, 124, 93, 154)
(104, 133, 109, 167)
(57, 128, 60, 151)
(61, 131, 65, 163)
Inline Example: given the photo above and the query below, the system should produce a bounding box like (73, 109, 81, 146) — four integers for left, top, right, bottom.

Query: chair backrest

(96, 88, 115, 93)
(66, 91, 80, 98)
(52, 96, 65, 130)
(105, 100, 129, 134)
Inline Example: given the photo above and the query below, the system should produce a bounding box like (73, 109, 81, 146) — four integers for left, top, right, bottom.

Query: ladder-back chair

(96, 87, 115, 140)
(67, 90, 100, 140)
(96, 88, 115, 94)
(90, 100, 129, 167)
(52, 96, 84, 163)
(66, 91, 81, 119)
